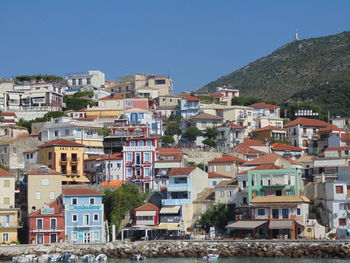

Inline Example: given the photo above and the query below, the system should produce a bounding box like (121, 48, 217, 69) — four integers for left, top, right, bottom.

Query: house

(39, 139, 88, 184)
(284, 117, 336, 154)
(227, 195, 310, 239)
(251, 126, 287, 143)
(242, 153, 293, 171)
(62, 188, 104, 244)
(23, 149, 40, 170)
(233, 139, 269, 161)
(84, 153, 123, 184)
(123, 137, 158, 191)
(0, 124, 28, 138)
(0, 169, 20, 244)
(208, 154, 245, 178)
(250, 103, 281, 118)
(217, 123, 244, 152)
(0, 112, 17, 125)
(154, 148, 187, 191)
(154, 94, 182, 118)
(28, 199, 65, 244)
(328, 132, 350, 148)
(214, 180, 241, 205)
(270, 143, 304, 159)
(134, 203, 159, 226)
(0, 135, 42, 170)
(40, 117, 105, 156)
(66, 70, 105, 89)
(215, 86, 239, 105)
(180, 96, 201, 118)
(24, 166, 62, 214)
(208, 172, 233, 187)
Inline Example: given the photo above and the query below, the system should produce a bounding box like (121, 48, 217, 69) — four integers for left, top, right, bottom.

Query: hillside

(198, 31, 350, 104)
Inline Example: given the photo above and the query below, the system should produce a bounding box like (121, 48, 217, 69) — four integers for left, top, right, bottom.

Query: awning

(160, 206, 180, 214)
(153, 223, 180, 231)
(226, 221, 267, 229)
(269, 220, 293, 229)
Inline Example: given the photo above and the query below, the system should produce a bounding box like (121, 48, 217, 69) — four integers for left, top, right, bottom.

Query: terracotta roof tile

(251, 164, 281, 170)
(271, 143, 304, 151)
(208, 172, 232, 179)
(135, 203, 159, 211)
(100, 180, 124, 187)
(243, 153, 283, 166)
(184, 96, 200, 101)
(209, 154, 245, 164)
(189, 113, 223, 121)
(62, 188, 103, 196)
(26, 167, 62, 176)
(252, 125, 286, 133)
(234, 139, 267, 157)
(224, 123, 245, 129)
(0, 112, 16, 116)
(251, 195, 310, 203)
(40, 139, 84, 148)
(168, 167, 196, 176)
(156, 148, 183, 153)
(325, 146, 350, 151)
(250, 103, 279, 110)
(28, 200, 64, 217)
(0, 168, 15, 177)
(99, 94, 123, 100)
(284, 117, 332, 128)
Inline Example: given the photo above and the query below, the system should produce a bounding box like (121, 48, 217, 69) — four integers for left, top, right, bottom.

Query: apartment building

(208, 154, 245, 178)
(66, 70, 105, 88)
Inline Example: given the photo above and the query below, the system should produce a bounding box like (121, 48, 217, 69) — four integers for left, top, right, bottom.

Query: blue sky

(0, 1, 349, 93)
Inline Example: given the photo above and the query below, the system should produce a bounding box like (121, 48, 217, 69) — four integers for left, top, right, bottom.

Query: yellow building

(0, 168, 20, 244)
(39, 139, 89, 184)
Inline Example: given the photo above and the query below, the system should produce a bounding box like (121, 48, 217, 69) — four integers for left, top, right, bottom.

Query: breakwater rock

(1, 240, 350, 260)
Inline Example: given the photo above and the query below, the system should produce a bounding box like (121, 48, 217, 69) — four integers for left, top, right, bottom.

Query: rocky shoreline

(1, 241, 350, 260)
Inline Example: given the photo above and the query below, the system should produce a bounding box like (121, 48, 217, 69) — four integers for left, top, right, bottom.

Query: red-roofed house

(284, 117, 336, 153)
(208, 154, 245, 178)
(28, 199, 65, 244)
(0, 112, 17, 125)
(181, 96, 201, 118)
(242, 153, 293, 171)
(133, 203, 159, 226)
(251, 126, 287, 143)
(233, 139, 270, 161)
(208, 172, 232, 187)
(271, 143, 304, 159)
(217, 122, 245, 152)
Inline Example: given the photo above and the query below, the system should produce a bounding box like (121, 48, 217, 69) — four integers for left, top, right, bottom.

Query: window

(257, 209, 265, 216)
(48, 152, 52, 160)
(72, 198, 77, 205)
(50, 218, 57, 229)
(138, 141, 143, 146)
(41, 178, 49, 186)
(303, 128, 307, 134)
(226, 165, 231, 172)
(72, 79, 76, 85)
(212, 181, 217, 187)
(13, 147, 16, 153)
(35, 192, 41, 200)
(3, 180, 10, 188)
(2, 233, 9, 242)
(336, 185, 344, 194)
(212, 165, 217, 172)
(78, 79, 82, 85)
(242, 197, 247, 204)
(93, 214, 99, 222)
(3, 197, 10, 205)
(89, 198, 95, 205)
(37, 219, 43, 230)
(220, 191, 224, 197)
(130, 141, 135, 146)
(127, 153, 132, 162)
(61, 153, 67, 161)
(282, 209, 289, 219)
(87, 78, 91, 85)
(146, 140, 152, 146)
(144, 152, 150, 162)
(71, 153, 77, 162)
(50, 192, 55, 200)
(144, 167, 151, 177)
(227, 190, 232, 197)
(297, 208, 301, 216)
(65, 129, 69, 136)
(155, 79, 166, 85)
(50, 233, 57, 243)
(117, 163, 121, 168)
(272, 209, 279, 219)
(72, 214, 78, 222)
(72, 231, 78, 240)
(61, 165, 67, 174)
(125, 101, 132, 107)
(339, 218, 346, 226)
(92, 231, 99, 241)
(127, 168, 132, 177)
(71, 165, 78, 174)
(54, 130, 59, 137)
(242, 181, 247, 188)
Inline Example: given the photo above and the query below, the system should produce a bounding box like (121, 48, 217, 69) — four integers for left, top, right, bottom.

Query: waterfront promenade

(1, 240, 350, 260)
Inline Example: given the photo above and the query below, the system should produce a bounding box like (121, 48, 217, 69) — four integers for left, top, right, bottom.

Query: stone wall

(2, 241, 350, 260)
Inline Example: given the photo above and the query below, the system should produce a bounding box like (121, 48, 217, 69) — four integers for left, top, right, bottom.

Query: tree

(14, 74, 63, 83)
(203, 127, 218, 140)
(164, 123, 182, 136)
(98, 127, 110, 137)
(162, 135, 175, 145)
(231, 96, 263, 106)
(198, 203, 235, 233)
(169, 114, 182, 122)
(103, 183, 145, 233)
(63, 96, 97, 111)
(202, 138, 217, 148)
(16, 111, 66, 133)
(182, 127, 202, 142)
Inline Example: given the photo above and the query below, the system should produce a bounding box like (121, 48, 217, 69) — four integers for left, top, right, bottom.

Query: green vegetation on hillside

(17, 111, 66, 133)
(14, 75, 63, 83)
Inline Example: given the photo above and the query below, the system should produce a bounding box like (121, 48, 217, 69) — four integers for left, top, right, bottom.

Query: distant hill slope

(199, 31, 350, 103)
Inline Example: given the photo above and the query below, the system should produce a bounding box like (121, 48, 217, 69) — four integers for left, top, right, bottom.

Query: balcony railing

(123, 146, 155, 151)
(160, 216, 181, 223)
(161, 198, 191, 206)
(167, 183, 189, 191)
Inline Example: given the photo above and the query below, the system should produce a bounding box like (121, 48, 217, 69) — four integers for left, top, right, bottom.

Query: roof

(157, 148, 183, 154)
(26, 167, 62, 176)
(0, 168, 15, 177)
(271, 143, 304, 151)
(194, 188, 215, 203)
(243, 153, 283, 166)
(99, 94, 123, 100)
(28, 200, 64, 217)
(208, 172, 232, 179)
(296, 155, 316, 163)
(325, 146, 350, 151)
(215, 179, 237, 188)
(223, 123, 245, 129)
(252, 125, 286, 133)
(0, 112, 16, 116)
(40, 139, 84, 148)
(168, 167, 196, 176)
(284, 117, 331, 128)
(62, 188, 103, 196)
(209, 154, 245, 164)
(160, 206, 180, 214)
(0, 135, 31, 146)
(269, 220, 294, 229)
(226, 220, 267, 229)
(135, 203, 159, 211)
(250, 195, 310, 203)
(234, 139, 265, 156)
(184, 96, 200, 101)
(250, 102, 279, 110)
(341, 133, 350, 144)
(100, 180, 123, 187)
(189, 113, 223, 121)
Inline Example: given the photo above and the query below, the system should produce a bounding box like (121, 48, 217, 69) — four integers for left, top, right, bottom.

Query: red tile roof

(99, 94, 123, 100)
(251, 164, 281, 170)
(271, 143, 304, 151)
(0, 168, 15, 177)
(157, 148, 183, 153)
(341, 133, 350, 144)
(243, 153, 283, 166)
(0, 112, 16, 116)
(250, 103, 279, 110)
(224, 123, 244, 129)
(100, 180, 124, 187)
(209, 154, 245, 164)
(26, 167, 62, 176)
(252, 125, 286, 133)
(209, 93, 223, 99)
(325, 146, 350, 151)
(318, 125, 345, 133)
(184, 96, 200, 101)
(284, 117, 331, 128)
(62, 188, 103, 196)
(135, 203, 159, 211)
(28, 200, 64, 217)
(208, 172, 232, 179)
(40, 139, 84, 148)
(168, 167, 196, 176)
(189, 113, 223, 121)
(234, 139, 266, 157)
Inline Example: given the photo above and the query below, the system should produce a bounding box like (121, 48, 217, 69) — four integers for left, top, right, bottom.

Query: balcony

(160, 216, 181, 223)
(123, 146, 155, 152)
(71, 158, 79, 164)
(30, 228, 64, 233)
(161, 199, 191, 206)
(167, 183, 189, 192)
(136, 220, 154, 225)
(60, 158, 68, 164)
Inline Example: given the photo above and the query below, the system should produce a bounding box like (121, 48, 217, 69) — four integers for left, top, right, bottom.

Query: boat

(12, 255, 38, 263)
(36, 255, 52, 262)
(94, 254, 107, 262)
(59, 252, 77, 262)
(131, 254, 147, 261)
(50, 254, 62, 262)
(82, 255, 95, 263)
(202, 249, 219, 261)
